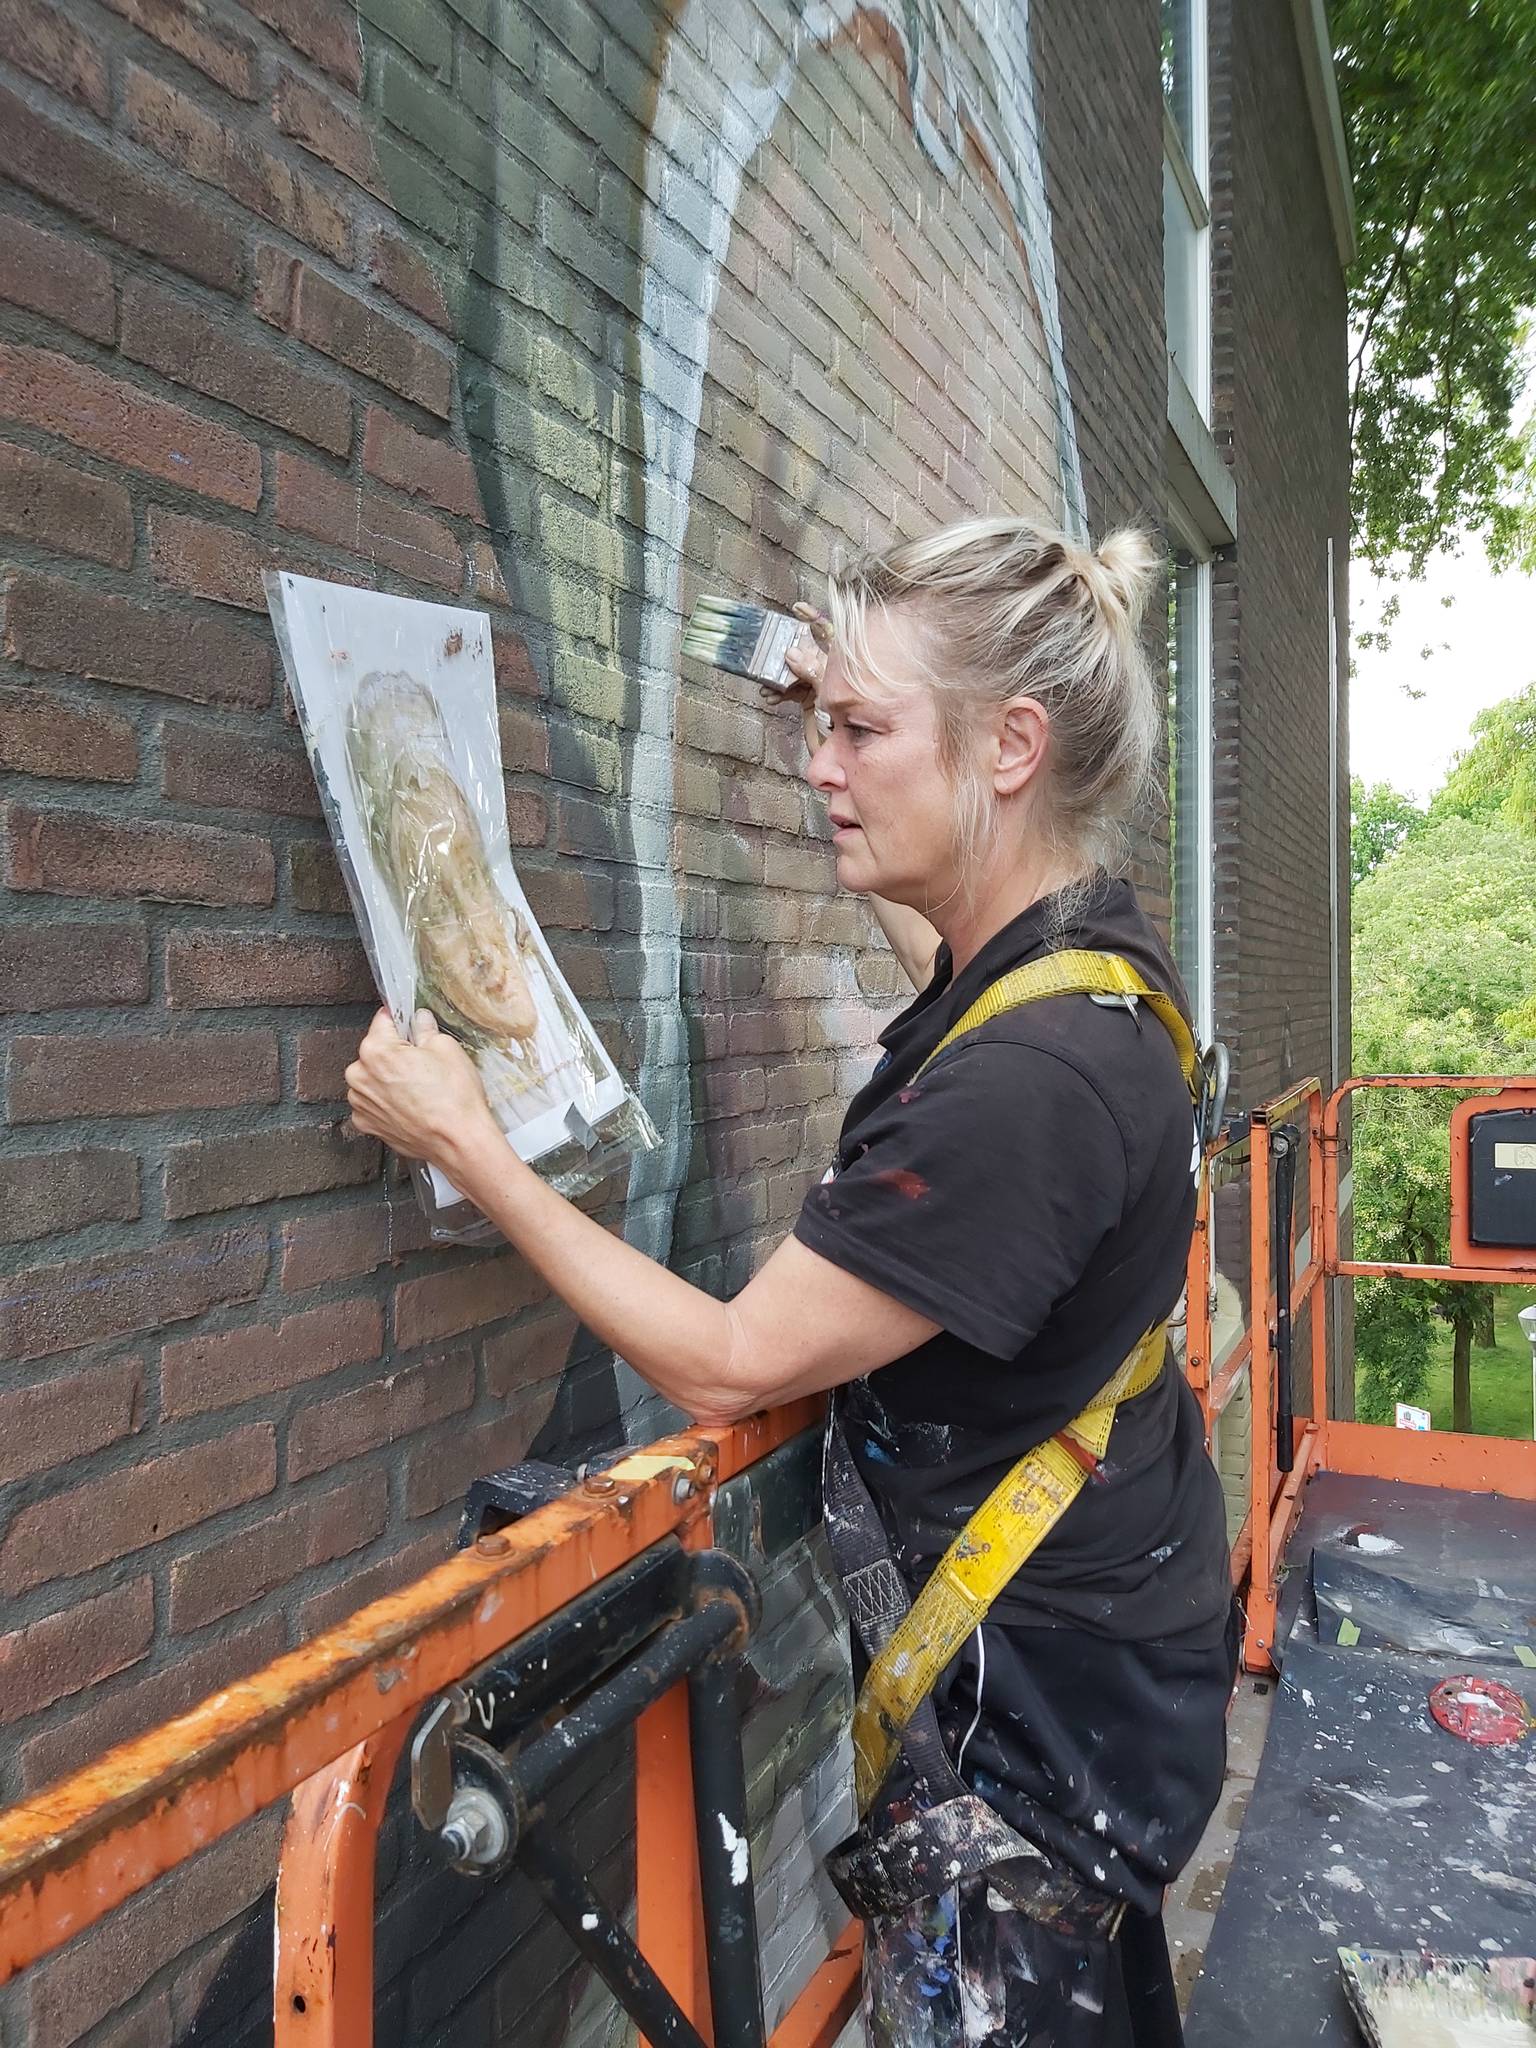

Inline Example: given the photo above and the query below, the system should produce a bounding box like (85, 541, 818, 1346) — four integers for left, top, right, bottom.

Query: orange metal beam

(769, 1924, 863, 2048)
(1322, 1419, 1536, 1499)
(0, 1403, 821, 1986)
(274, 1719, 413, 2048)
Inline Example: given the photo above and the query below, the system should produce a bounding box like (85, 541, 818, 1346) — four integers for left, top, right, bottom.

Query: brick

(0, 1354, 143, 1481)
(368, 228, 455, 333)
(162, 1296, 384, 1415)
(1, 83, 241, 293)
(0, 443, 134, 567)
(0, 343, 260, 511)
(271, 64, 383, 196)
(287, 839, 350, 913)
(0, 214, 114, 342)
(505, 788, 547, 845)
(21, 1812, 280, 2044)
(165, 1121, 380, 1219)
(121, 278, 352, 455)
(240, 0, 362, 89)
(0, 0, 109, 115)
(279, 1197, 429, 1291)
(402, 1408, 543, 1519)
(0, 1577, 154, 1726)
(256, 250, 453, 417)
(392, 1251, 547, 1349)
(21, 1612, 284, 1792)
(482, 1309, 578, 1398)
(166, 930, 373, 1007)
(0, 922, 149, 1011)
(297, 1529, 445, 1635)
(287, 1346, 474, 1479)
(0, 1147, 141, 1242)
(497, 704, 551, 776)
(295, 1023, 361, 1101)
(276, 451, 462, 588)
(7, 1028, 279, 1121)
(100, 0, 259, 96)
(5, 572, 272, 708)
(4, 803, 274, 908)
(169, 1470, 386, 1631)
(146, 506, 364, 613)
(362, 406, 483, 519)
(125, 67, 351, 263)
(0, 1424, 275, 1592)
(0, 1226, 266, 1362)
(162, 719, 321, 819)
(0, 685, 138, 783)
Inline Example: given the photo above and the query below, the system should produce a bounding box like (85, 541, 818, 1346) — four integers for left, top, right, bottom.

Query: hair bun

(1077, 528, 1160, 630)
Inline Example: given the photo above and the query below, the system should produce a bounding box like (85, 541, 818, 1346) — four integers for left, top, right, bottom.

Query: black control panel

(1467, 1106, 1536, 1247)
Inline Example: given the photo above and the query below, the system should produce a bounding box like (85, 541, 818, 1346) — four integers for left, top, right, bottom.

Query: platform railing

(0, 1399, 859, 2048)
(1225, 1074, 1536, 1674)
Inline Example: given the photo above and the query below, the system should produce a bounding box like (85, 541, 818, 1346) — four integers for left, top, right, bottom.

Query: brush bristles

(682, 596, 802, 689)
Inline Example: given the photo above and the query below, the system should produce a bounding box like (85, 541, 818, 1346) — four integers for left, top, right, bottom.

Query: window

(1162, 0, 1210, 417)
(1167, 544, 1214, 1046)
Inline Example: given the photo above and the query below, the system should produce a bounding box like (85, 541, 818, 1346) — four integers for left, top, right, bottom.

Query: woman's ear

(993, 695, 1050, 798)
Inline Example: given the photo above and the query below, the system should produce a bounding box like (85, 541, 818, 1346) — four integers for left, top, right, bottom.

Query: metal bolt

(672, 1474, 695, 1504)
(474, 1532, 511, 1557)
(583, 1473, 617, 1496)
(439, 1785, 510, 1868)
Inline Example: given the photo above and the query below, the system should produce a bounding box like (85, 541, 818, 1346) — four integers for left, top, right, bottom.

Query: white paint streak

(718, 1813, 750, 1885)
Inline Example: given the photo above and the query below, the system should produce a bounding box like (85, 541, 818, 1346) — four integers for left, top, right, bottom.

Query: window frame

(1166, 502, 1216, 1049)
(1162, 0, 1212, 420)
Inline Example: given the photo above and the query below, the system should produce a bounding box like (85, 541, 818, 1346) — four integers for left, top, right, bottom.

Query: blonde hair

(825, 516, 1162, 887)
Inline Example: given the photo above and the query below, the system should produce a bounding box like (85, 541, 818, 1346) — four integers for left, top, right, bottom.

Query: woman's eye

(813, 709, 832, 736)
(845, 722, 871, 739)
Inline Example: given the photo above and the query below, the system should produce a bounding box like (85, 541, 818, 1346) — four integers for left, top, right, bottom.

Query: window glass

(1161, 0, 1197, 163)
(1167, 551, 1214, 1043)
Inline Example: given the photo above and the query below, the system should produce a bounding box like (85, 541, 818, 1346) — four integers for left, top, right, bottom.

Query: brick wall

(0, 0, 1131, 2041)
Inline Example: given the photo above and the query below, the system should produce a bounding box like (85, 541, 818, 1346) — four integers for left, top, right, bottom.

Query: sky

(1350, 541, 1534, 802)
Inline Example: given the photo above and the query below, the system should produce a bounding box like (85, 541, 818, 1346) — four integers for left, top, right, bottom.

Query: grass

(1421, 1289, 1536, 1437)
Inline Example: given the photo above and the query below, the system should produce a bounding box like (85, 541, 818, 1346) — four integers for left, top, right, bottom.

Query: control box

(1450, 1088, 1536, 1270)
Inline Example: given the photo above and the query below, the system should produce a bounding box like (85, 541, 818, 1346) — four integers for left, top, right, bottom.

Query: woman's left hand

(346, 1009, 497, 1173)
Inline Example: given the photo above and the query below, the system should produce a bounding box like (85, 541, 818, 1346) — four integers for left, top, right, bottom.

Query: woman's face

(806, 605, 966, 913)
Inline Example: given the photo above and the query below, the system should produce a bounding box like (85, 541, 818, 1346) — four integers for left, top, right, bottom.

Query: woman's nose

(806, 735, 847, 791)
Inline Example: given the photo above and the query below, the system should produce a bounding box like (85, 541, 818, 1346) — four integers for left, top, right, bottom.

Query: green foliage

(1332, 0, 1536, 574)
(1350, 774, 1425, 886)
(1351, 813, 1536, 1410)
(1431, 682, 1536, 836)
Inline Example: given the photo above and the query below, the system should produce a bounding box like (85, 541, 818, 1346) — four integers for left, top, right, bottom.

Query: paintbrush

(1339, 1947, 1536, 2046)
(681, 596, 808, 691)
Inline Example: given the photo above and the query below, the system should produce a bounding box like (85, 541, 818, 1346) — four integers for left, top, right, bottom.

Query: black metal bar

(515, 1601, 738, 1810)
(1272, 1124, 1299, 1474)
(687, 1656, 767, 2048)
(463, 1540, 690, 1745)
(517, 1827, 711, 2048)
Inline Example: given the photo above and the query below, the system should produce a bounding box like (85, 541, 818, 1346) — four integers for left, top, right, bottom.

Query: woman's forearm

(443, 1121, 742, 1417)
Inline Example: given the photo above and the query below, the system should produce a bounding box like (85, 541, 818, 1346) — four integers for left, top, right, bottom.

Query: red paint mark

(898, 1087, 923, 1105)
(869, 1167, 929, 1200)
(1429, 1675, 1532, 1747)
(443, 629, 464, 657)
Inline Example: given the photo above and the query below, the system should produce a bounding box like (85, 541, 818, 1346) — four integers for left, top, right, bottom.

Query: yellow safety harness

(850, 951, 1203, 1818)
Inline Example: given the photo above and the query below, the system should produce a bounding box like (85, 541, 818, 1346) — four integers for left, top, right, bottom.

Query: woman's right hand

(781, 601, 829, 752)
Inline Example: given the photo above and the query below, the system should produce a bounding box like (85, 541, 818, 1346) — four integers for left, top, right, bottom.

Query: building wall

(0, 0, 1350, 2038)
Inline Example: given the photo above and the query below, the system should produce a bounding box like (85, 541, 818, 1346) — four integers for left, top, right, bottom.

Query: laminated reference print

(265, 572, 659, 1243)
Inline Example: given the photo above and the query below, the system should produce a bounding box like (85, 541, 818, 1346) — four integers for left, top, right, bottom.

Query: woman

(347, 517, 1235, 2046)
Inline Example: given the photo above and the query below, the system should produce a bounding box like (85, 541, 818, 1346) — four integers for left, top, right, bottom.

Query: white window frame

(1163, 0, 1212, 420)
(1167, 500, 1215, 1049)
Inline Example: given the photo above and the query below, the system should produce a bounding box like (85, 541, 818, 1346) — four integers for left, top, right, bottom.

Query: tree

(1350, 774, 1425, 886)
(1331, 0, 1536, 575)
(1431, 682, 1536, 836)
(1351, 814, 1536, 1423)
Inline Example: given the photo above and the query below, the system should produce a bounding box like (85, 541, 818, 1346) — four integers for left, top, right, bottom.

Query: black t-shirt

(795, 874, 1230, 1648)
(794, 877, 1236, 1909)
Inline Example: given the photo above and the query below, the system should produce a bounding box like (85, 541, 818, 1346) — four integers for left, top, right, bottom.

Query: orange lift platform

(1, 1072, 1535, 2046)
